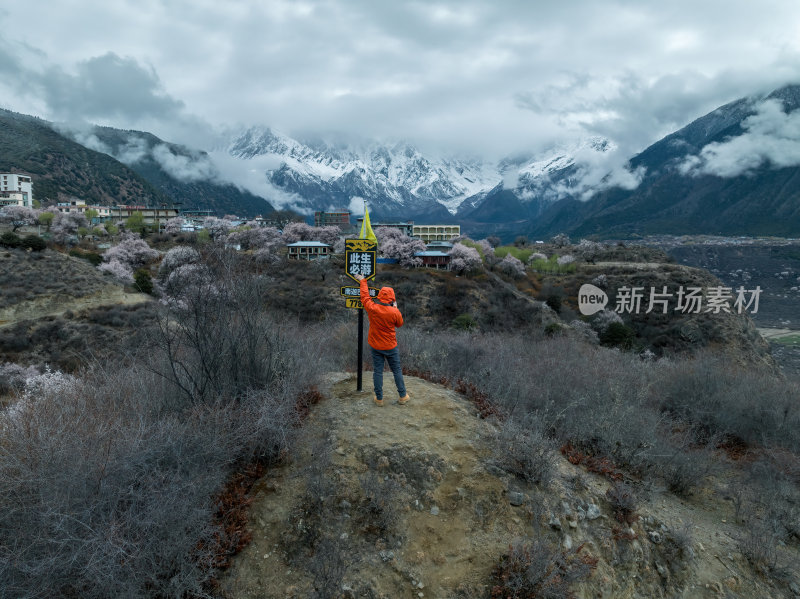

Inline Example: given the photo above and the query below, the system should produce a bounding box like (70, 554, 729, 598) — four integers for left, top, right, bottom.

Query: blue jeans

(371, 346, 406, 400)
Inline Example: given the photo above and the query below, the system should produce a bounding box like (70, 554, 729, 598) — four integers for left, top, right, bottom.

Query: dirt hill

(222, 374, 796, 599)
(0, 247, 153, 371)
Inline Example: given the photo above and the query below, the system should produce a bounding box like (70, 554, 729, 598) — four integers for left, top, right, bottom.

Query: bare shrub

(309, 535, 351, 599)
(655, 352, 800, 453)
(738, 517, 784, 576)
(304, 437, 337, 515)
(569, 319, 599, 344)
(746, 456, 800, 542)
(605, 482, 637, 524)
(660, 521, 694, 574)
(591, 309, 623, 334)
(0, 366, 258, 598)
(0, 362, 40, 395)
(491, 537, 593, 598)
(358, 471, 401, 540)
(401, 328, 717, 495)
(0, 247, 340, 597)
(494, 417, 558, 486)
(148, 245, 335, 404)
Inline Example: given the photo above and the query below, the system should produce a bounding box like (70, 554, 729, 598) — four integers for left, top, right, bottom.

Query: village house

(286, 241, 332, 260)
(414, 250, 451, 269)
(56, 199, 112, 220)
(425, 240, 455, 251)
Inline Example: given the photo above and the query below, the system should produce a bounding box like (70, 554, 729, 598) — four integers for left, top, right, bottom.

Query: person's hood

(377, 287, 396, 304)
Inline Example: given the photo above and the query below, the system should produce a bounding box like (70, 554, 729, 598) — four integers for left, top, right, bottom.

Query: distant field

(775, 333, 800, 346)
(667, 242, 800, 328)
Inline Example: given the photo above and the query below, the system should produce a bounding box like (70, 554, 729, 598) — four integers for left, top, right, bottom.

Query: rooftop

(287, 241, 332, 247)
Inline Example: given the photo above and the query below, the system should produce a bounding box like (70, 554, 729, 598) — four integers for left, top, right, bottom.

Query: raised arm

(356, 274, 372, 309)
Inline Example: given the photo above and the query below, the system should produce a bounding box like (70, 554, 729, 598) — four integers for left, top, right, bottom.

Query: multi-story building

(56, 199, 111, 220)
(0, 191, 29, 208)
(315, 211, 351, 228)
(110, 205, 179, 228)
(180, 209, 214, 219)
(0, 174, 33, 207)
(355, 219, 415, 237)
(412, 224, 461, 242)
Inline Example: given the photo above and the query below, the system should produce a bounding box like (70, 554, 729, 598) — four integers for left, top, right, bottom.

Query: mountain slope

(0, 109, 168, 206)
(526, 84, 800, 239)
(82, 126, 274, 217)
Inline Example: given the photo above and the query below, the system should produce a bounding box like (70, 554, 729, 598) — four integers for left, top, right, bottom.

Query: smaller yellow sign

(345, 298, 363, 309)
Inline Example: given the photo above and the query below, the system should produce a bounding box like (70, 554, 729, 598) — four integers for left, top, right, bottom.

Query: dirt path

(222, 375, 795, 599)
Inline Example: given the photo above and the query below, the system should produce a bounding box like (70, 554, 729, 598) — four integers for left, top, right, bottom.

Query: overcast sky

(2, 0, 800, 161)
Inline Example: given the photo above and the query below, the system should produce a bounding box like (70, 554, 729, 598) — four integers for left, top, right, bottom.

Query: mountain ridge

(4, 82, 800, 235)
(521, 84, 800, 240)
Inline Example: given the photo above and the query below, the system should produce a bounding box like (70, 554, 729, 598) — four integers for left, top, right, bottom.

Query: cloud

(69, 131, 112, 155)
(0, 39, 217, 149)
(3, 0, 800, 176)
(679, 98, 800, 177)
(508, 138, 646, 201)
(40, 53, 184, 123)
(502, 168, 520, 190)
(114, 137, 151, 165)
(558, 142, 646, 201)
(348, 196, 366, 216)
(207, 150, 308, 211)
(151, 144, 217, 182)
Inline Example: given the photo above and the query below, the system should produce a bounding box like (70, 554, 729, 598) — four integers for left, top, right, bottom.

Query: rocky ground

(222, 374, 799, 599)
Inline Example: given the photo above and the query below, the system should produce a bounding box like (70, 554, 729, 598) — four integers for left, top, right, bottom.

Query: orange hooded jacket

(360, 278, 404, 350)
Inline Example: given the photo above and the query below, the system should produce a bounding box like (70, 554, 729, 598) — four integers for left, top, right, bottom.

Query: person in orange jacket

(354, 274, 410, 406)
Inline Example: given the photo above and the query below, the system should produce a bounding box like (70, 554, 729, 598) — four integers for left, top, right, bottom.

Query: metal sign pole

(344, 238, 377, 394)
(357, 309, 364, 391)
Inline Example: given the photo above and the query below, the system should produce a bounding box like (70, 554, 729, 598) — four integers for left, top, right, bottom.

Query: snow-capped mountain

(227, 127, 502, 218)
(224, 127, 612, 221)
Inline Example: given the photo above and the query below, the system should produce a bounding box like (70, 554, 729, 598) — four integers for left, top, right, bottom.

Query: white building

(412, 224, 460, 242)
(0, 174, 33, 207)
(56, 199, 111, 220)
(0, 190, 28, 208)
(286, 241, 332, 260)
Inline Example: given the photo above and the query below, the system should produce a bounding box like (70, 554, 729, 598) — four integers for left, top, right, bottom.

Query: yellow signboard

(344, 239, 377, 283)
(345, 298, 364, 309)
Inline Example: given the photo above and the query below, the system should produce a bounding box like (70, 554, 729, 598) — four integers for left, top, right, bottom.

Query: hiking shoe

(373, 395, 384, 407)
(398, 394, 410, 405)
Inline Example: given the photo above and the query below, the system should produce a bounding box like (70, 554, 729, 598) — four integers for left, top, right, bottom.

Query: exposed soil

(222, 374, 799, 598)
